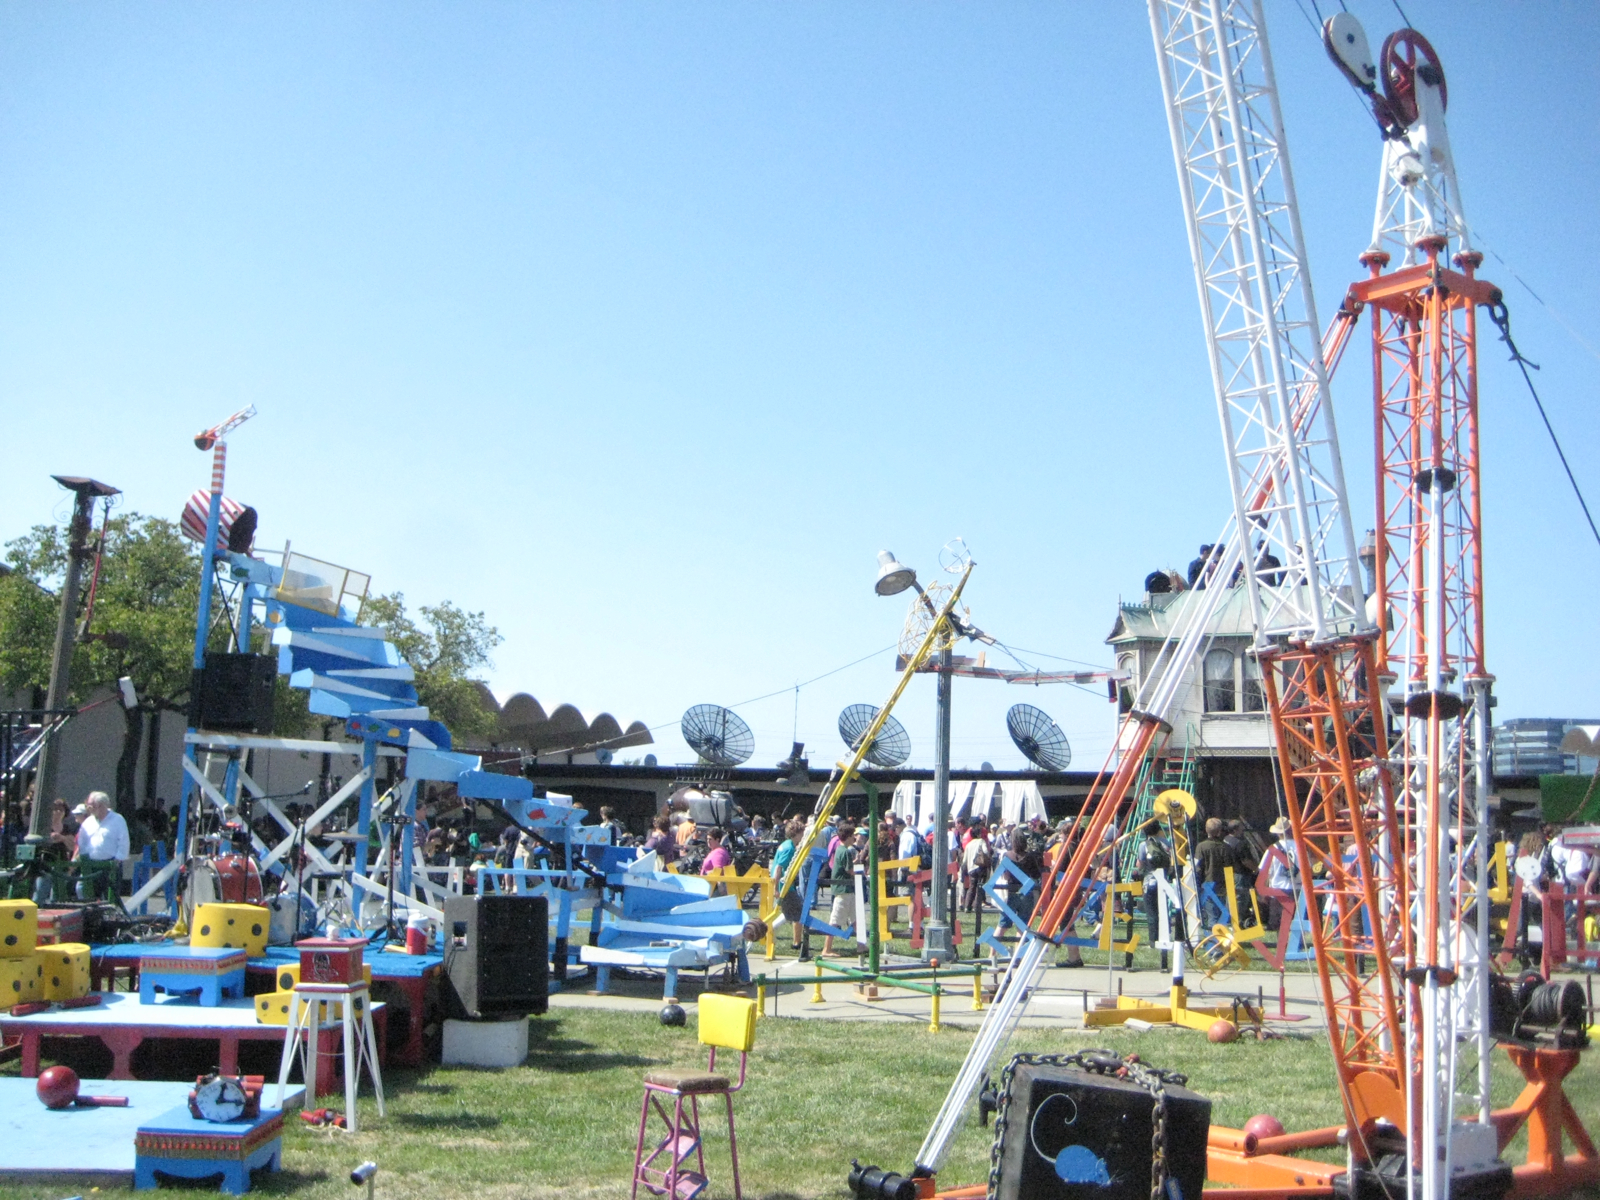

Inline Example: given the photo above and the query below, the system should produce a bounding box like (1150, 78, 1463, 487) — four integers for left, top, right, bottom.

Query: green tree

(362, 592, 501, 744)
(0, 514, 230, 810)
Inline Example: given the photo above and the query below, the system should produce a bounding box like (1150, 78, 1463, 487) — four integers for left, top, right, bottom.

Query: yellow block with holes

(272, 961, 372, 993)
(0, 953, 44, 1009)
(698, 993, 757, 1053)
(191, 903, 271, 956)
(39, 942, 91, 1001)
(0, 899, 38, 958)
(254, 988, 366, 1025)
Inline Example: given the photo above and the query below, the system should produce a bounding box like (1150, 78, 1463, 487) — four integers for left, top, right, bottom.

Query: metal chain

(985, 1050, 1188, 1200)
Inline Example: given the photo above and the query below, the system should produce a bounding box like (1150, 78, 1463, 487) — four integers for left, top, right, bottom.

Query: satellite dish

(593, 747, 614, 765)
(838, 703, 911, 768)
(680, 704, 754, 767)
(1007, 703, 1071, 772)
(644, 753, 658, 768)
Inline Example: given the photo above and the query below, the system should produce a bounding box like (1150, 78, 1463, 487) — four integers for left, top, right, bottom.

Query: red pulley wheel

(1380, 28, 1447, 127)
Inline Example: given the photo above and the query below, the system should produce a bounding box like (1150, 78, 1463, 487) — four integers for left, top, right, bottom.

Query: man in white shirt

(75, 791, 129, 900)
(1558, 835, 1591, 893)
(896, 816, 919, 862)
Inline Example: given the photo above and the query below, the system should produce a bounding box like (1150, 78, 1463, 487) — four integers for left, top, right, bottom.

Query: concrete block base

(442, 1017, 529, 1067)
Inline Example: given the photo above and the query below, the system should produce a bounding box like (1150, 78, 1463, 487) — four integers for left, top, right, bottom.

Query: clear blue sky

(3, 2, 1596, 772)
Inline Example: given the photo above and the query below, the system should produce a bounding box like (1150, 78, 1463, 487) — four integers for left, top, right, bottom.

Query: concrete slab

(544, 953, 1331, 1029)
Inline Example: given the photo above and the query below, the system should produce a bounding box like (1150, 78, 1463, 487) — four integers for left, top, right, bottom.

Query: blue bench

(134, 1105, 283, 1194)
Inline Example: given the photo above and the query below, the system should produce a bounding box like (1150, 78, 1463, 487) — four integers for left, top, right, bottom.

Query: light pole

(29, 476, 120, 840)
(874, 551, 955, 961)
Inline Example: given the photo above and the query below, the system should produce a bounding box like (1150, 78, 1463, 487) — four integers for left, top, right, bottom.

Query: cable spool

(1521, 980, 1584, 1029)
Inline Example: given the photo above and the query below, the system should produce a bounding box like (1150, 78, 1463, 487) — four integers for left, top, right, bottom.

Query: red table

(0, 992, 384, 1097)
(92, 944, 436, 1068)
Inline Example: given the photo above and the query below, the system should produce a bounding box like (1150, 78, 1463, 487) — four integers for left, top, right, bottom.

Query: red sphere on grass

(37, 1065, 80, 1109)
(1245, 1114, 1285, 1140)
(1207, 1018, 1239, 1044)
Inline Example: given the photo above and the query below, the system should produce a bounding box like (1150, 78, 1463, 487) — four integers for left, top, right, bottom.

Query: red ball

(1245, 1114, 1285, 1140)
(1207, 1018, 1239, 1044)
(37, 1065, 80, 1109)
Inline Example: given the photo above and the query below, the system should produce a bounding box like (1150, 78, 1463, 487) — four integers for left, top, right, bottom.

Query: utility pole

(922, 643, 955, 962)
(28, 476, 120, 838)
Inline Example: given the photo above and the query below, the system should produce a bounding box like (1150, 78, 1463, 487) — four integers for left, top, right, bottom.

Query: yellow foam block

(0, 953, 44, 1009)
(39, 943, 91, 1002)
(255, 992, 293, 1025)
(191, 903, 271, 956)
(0, 899, 38, 958)
(254, 989, 366, 1025)
(272, 961, 373, 993)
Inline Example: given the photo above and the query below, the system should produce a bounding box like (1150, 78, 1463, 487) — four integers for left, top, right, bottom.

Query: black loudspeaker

(189, 654, 276, 733)
(442, 895, 549, 1020)
(992, 1060, 1210, 1200)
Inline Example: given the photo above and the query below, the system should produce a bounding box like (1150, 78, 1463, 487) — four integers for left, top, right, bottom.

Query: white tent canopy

(890, 779, 1046, 830)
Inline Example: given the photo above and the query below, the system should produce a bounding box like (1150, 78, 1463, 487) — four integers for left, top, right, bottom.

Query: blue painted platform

(136, 1105, 284, 1194)
(0, 1079, 305, 1187)
(252, 944, 442, 978)
(92, 942, 444, 981)
(140, 946, 248, 1006)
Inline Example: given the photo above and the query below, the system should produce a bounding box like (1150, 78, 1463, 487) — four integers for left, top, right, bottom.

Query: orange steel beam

(1260, 636, 1406, 1162)
(1028, 715, 1162, 940)
(1493, 1048, 1600, 1199)
(1205, 1147, 1342, 1192)
(1365, 242, 1496, 1152)
(1349, 260, 1498, 310)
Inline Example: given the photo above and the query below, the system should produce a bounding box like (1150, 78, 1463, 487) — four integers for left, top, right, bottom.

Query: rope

(1488, 301, 1600, 553)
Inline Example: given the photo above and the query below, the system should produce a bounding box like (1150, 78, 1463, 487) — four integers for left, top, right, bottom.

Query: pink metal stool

(632, 994, 756, 1200)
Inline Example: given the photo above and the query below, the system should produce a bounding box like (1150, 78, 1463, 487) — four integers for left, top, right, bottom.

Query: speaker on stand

(441, 895, 549, 1020)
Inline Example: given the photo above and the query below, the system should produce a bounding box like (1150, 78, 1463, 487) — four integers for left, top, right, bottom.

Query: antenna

(680, 704, 754, 767)
(1006, 703, 1071, 772)
(837, 703, 911, 769)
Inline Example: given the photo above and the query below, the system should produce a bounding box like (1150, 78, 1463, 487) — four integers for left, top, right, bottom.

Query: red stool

(632, 994, 756, 1200)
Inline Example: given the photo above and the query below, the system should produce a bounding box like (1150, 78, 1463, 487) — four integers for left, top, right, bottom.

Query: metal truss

(1261, 638, 1409, 1148)
(1352, 238, 1500, 1182)
(1148, 0, 1368, 646)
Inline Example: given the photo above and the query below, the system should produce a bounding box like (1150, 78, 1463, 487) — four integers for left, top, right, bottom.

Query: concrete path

(548, 950, 1330, 1031)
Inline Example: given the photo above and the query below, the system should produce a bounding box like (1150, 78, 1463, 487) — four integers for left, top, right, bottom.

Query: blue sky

(3, 2, 1596, 772)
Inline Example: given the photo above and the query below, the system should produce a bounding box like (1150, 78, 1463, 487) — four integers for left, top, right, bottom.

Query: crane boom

(896, 8, 1518, 1198)
(909, 4, 1393, 1178)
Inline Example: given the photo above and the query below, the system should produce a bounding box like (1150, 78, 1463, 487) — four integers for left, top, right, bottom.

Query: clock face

(196, 1076, 247, 1122)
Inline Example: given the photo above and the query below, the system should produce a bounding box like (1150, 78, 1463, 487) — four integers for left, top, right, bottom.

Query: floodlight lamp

(874, 550, 917, 596)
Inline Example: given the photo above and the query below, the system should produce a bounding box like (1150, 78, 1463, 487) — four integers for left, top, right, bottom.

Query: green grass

(4, 1007, 1597, 1200)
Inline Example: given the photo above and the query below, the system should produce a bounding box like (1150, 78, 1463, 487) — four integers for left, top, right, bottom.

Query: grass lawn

(4, 1006, 1597, 1200)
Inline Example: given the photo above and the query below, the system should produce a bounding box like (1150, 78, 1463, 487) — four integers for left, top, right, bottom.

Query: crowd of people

(13, 776, 1598, 977)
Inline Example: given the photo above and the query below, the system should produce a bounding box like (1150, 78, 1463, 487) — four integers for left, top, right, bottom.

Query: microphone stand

(382, 816, 402, 945)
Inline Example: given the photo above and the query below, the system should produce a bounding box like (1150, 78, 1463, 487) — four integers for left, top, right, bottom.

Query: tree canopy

(0, 514, 209, 712)
(0, 516, 504, 806)
(362, 592, 502, 744)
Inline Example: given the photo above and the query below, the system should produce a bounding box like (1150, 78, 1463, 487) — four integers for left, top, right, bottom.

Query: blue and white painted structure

(581, 849, 755, 1001)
